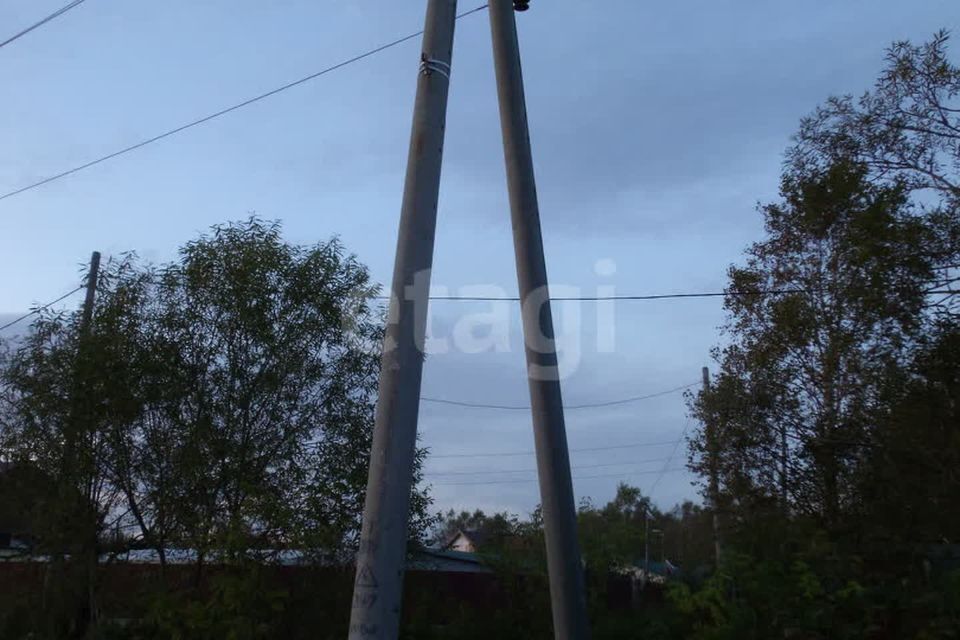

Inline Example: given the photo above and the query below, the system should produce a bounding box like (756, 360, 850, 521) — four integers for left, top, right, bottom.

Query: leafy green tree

(0, 255, 144, 636)
(658, 501, 715, 572)
(791, 30, 960, 314)
(577, 484, 652, 572)
(682, 31, 960, 639)
(0, 218, 435, 637)
(693, 159, 943, 527)
(793, 30, 959, 199)
(136, 219, 394, 564)
(859, 323, 960, 545)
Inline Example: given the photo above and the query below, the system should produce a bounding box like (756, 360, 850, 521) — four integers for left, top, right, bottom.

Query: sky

(1, 0, 956, 518)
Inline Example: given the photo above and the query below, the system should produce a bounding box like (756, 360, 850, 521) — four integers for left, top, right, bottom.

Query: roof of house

(409, 548, 491, 574)
(442, 528, 490, 550)
(440, 529, 487, 549)
(92, 547, 491, 574)
(617, 559, 681, 582)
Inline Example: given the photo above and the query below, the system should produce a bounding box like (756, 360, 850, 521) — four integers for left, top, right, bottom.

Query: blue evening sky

(1, 0, 955, 517)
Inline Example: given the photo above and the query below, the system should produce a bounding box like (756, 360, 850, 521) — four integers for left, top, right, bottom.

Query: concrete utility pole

(63, 250, 101, 467)
(62, 251, 100, 482)
(348, 1, 457, 639)
(80, 251, 101, 335)
(702, 367, 722, 568)
(46, 250, 101, 625)
(488, 1, 589, 638)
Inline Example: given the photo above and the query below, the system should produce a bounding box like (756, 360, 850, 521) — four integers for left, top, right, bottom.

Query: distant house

(442, 529, 490, 554)
(619, 559, 681, 586)
(409, 548, 491, 574)
(101, 547, 492, 574)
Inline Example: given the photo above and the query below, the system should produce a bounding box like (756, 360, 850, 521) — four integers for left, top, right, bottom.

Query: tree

(658, 501, 715, 572)
(858, 322, 960, 545)
(0, 256, 141, 636)
(692, 159, 943, 528)
(0, 218, 434, 635)
(132, 219, 394, 564)
(681, 32, 960, 637)
(791, 30, 960, 313)
(577, 484, 652, 572)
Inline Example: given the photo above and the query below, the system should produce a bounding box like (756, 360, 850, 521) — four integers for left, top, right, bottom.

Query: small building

(441, 529, 490, 554)
(618, 558, 681, 592)
(409, 548, 491, 574)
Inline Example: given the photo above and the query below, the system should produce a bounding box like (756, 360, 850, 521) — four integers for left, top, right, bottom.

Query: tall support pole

(488, 2, 589, 638)
(78, 251, 101, 630)
(80, 251, 101, 336)
(63, 250, 101, 482)
(702, 367, 722, 568)
(348, 2, 457, 638)
(47, 251, 101, 629)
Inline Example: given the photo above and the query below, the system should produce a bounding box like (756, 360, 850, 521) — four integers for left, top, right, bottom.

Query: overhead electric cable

(0, 286, 84, 332)
(432, 467, 687, 487)
(0, 4, 489, 202)
(0, 0, 87, 50)
(649, 418, 692, 496)
(428, 438, 683, 459)
(425, 455, 675, 477)
(420, 381, 697, 411)
(374, 288, 956, 303)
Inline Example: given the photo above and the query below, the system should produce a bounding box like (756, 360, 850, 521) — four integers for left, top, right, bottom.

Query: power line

(374, 288, 956, 303)
(396, 290, 804, 302)
(649, 418, 692, 496)
(420, 381, 697, 411)
(0, 286, 84, 333)
(428, 438, 683, 459)
(425, 455, 675, 477)
(431, 467, 688, 487)
(0, 0, 87, 50)
(299, 382, 694, 448)
(0, 4, 489, 203)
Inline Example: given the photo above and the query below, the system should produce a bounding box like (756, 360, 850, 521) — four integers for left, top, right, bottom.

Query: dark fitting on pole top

(513, 0, 530, 10)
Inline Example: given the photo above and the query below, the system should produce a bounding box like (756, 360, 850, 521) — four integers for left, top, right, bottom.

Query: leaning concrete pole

(488, 1, 590, 638)
(348, 1, 457, 638)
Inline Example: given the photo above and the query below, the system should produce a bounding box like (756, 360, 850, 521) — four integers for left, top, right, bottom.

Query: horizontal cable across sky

(0, 4, 491, 203)
(421, 382, 697, 411)
(428, 438, 683, 459)
(424, 455, 676, 477)
(0, 286, 84, 332)
(431, 467, 688, 487)
(0, 0, 87, 50)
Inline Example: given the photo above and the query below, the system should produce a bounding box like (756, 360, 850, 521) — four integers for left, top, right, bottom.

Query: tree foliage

(685, 30, 960, 639)
(692, 160, 943, 526)
(791, 29, 960, 314)
(0, 218, 433, 636)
